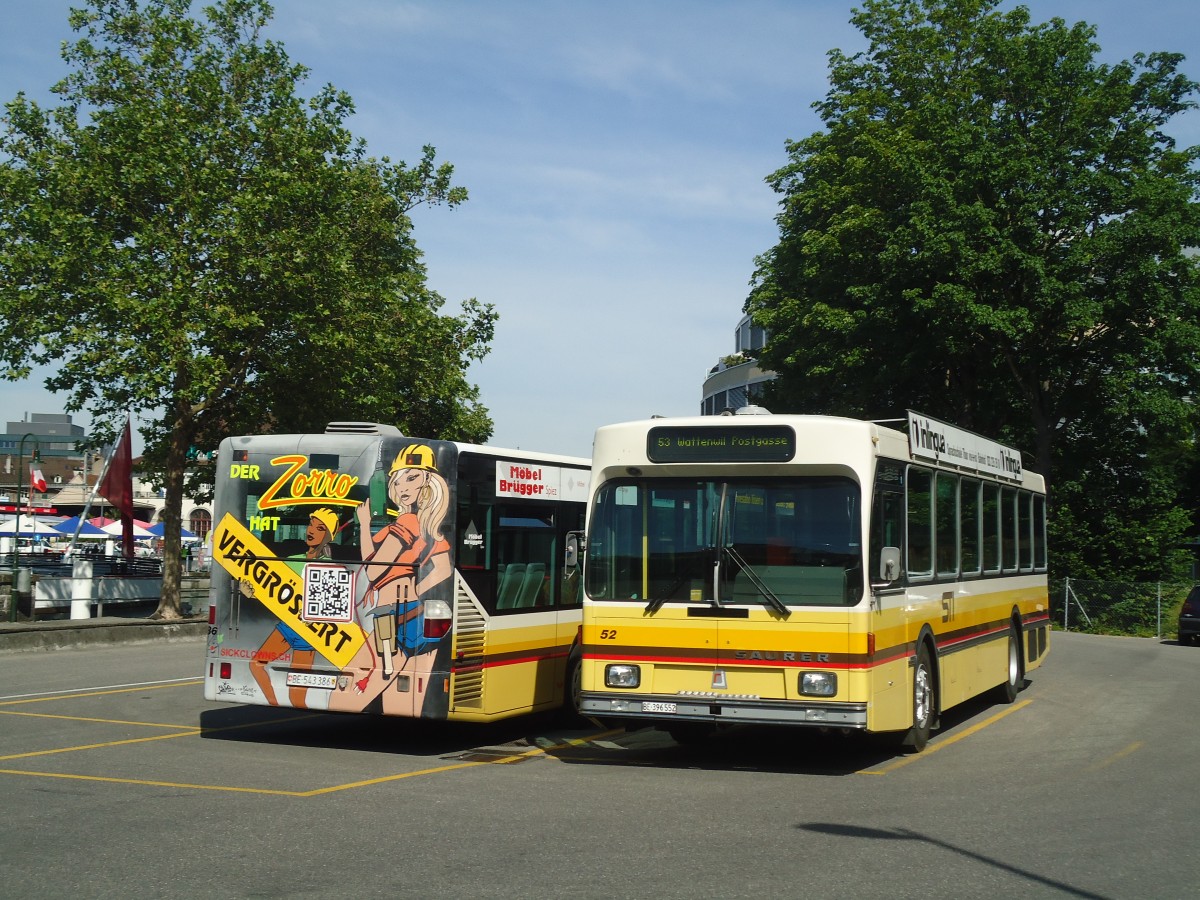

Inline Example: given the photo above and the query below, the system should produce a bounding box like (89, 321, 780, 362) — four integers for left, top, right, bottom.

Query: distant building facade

(1, 413, 89, 493)
(700, 313, 777, 415)
(1, 410, 212, 542)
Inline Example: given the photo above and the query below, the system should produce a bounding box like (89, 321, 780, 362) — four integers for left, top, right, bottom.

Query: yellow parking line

(0, 728, 623, 796)
(1085, 741, 1143, 772)
(0, 728, 201, 761)
(0, 768, 309, 796)
(0, 679, 203, 706)
(301, 760, 496, 795)
(0, 745, 509, 797)
(0, 709, 197, 729)
(859, 699, 1034, 775)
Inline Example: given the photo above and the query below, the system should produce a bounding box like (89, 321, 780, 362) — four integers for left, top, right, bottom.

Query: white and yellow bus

(579, 410, 1050, 750)
(203, 423, 589, 722)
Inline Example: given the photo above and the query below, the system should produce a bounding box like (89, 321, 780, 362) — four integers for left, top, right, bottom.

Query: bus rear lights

(799, 672, 837, 696)
(220, 662, 232, 679)
(209, 604, 217, 625)
(423, 598, 453, 639)
(605, 664, 641, 688)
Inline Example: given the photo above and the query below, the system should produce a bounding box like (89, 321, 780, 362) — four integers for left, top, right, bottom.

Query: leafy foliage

(0, 0, 495, 615)
(748, 0, 1200, 580)
(1050, 578, 1194, 638)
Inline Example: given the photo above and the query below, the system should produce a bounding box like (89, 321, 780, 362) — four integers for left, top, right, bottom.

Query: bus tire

(558, 648, 585, 725)
(991, 623, 1023, 704)
(902, 644, 936, 753)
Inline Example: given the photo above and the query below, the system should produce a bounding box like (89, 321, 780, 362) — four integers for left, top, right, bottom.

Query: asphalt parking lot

(1, 629, 1196, 899)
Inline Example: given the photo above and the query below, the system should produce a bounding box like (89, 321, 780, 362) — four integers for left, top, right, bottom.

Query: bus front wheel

(559, 650, 585, 724)
(902, 645, 936, 753)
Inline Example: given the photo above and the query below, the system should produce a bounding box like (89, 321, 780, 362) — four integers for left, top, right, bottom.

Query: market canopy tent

(0, 517, 64, 536)
(52, 515, 109, 538)
(89, 517, 155, 540)
(146, 521, 199, 542)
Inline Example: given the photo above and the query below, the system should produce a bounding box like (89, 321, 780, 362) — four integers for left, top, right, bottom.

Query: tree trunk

(150, 422, 190, 620)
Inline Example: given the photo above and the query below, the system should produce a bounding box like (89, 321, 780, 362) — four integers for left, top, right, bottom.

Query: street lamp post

(8, 433, 39, 622)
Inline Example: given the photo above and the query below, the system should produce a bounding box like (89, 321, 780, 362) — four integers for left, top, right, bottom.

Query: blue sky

(1, 0, 1197, 459)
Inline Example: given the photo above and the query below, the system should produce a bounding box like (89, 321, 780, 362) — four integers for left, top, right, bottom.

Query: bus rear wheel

(991, 624, 1023, 704)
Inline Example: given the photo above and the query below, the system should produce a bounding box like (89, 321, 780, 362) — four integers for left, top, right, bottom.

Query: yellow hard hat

(310, 508, 339, 536)
(390, 443, 437, 474)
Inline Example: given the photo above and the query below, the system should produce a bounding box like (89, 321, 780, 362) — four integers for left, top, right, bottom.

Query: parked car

(1179, 585, 1200, 646)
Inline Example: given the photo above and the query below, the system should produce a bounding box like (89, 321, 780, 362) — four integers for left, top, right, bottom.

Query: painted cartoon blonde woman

(351, 443, 451, 698)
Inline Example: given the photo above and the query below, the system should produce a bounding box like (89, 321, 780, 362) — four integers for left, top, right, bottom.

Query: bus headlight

(605, 664, 641, 688)
(799, 672, 837, 697)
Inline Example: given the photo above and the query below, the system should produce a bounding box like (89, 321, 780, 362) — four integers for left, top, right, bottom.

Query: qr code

(302, 564, 353, 622)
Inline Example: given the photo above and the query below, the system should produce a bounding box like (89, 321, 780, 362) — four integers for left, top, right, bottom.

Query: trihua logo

(910, 417, 946, 455)
(1000, 449, 1022, 477)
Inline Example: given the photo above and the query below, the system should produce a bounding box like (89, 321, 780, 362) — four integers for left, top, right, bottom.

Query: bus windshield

(586, 476, 863, 608)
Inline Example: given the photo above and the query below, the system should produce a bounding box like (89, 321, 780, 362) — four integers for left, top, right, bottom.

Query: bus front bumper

(579, 692, 867, 729)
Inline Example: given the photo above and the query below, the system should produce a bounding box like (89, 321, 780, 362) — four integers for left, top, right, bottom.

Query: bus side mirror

(565, 531, 585, 569)
(879, 546, 900, 583)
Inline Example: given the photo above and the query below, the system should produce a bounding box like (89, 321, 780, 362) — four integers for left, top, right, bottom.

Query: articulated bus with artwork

(203, 423, 589, 721)
(579, 411, 1050, 750)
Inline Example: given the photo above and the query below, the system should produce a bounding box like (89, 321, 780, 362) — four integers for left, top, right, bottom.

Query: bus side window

(870, 461, 905, 586)
(1019, 490, 1034, 571)
(1033, 494, 1047, 571)
(960, 478, 981, 576)
(870, 490, 905, 585)
(982, 482, 1001, 573)
(1001, 487, 1018, 573)
(935, 472, 959, 577)
(906, 467, 933, 579)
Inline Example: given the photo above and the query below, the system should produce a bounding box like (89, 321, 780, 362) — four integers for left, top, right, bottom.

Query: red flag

(30, 465, 47, 493)
(98, 417, 134, 559)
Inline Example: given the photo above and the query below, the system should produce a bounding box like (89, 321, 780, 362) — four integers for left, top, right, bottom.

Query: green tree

(748, 0, 1200, 580)
(0, 0, 496, 618)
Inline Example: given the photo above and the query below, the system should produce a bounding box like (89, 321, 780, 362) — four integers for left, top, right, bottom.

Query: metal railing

(1050, 578, 1195, 639)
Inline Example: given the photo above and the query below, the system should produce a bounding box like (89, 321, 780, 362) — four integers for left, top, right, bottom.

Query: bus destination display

(647, 425, 796, 463)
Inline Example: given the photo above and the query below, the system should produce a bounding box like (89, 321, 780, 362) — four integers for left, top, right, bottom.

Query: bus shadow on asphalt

(197, 705, 570, 759)
(546, 690, 1030, 776)
(547, 724, 898, 776)
(196, 688, 1026, 773)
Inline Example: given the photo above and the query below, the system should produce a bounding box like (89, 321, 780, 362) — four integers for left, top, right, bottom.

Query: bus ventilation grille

(323, 421, 404, 437)
(452, 579, 487, 708)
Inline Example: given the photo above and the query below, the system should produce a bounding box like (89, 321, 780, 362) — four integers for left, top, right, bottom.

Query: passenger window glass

(1019, 491, 1034, 571)
(960, 479, 981, 575)
(907, 468, 933, 578)
(982, 482, 1001, 573)
(1001, 487, 1018, 573)
(935, 473, 958, 577)
(1033, 495, 1047, 570)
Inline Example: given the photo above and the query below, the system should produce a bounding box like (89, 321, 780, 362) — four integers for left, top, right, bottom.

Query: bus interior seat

(516, 562, 546, 608)
(496, 563, 526, 609)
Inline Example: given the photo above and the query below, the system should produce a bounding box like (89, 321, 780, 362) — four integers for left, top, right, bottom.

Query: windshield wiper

(722, 545, 790, 617)
(645, 550, 710, 615)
